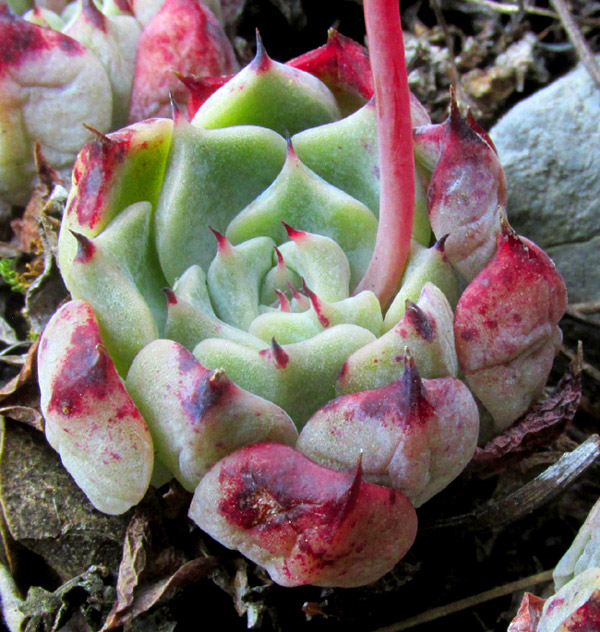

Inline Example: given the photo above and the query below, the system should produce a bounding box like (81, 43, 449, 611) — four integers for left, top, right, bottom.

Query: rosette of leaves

(0, 0, 237, 205)
(37, 0, 567, 588)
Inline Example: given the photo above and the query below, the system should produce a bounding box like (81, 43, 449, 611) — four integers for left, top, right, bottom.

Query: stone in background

(490, 58, 600, 307)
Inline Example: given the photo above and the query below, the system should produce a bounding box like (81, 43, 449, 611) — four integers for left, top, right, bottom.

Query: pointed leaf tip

(404, 301, 435, 341)
(253, 29, 271, 73)
(271, 337, 289, 369)
(434, 233, 449, 253)
(339, 453, 364, 521)
(285, 134, 298, 160)
(207, 367, 229, 389)
(302, 279, 330, 328)
(209, 226, 232, 255)
(82, 124, 113, 146)
(274, 289, 291, 312)
(274, 246, 285, 269)
(163, 287, 178, 306)
(169, 91, 186, 124)
(70, 230, 96, 263)
(81, 0, 106, 31)
(258, 337, 289, 369)
(282, 222, 307, 242)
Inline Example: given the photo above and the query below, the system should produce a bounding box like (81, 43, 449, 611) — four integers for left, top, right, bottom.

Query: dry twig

(371, 569, 554, 631)
(549, 0, 600, 89)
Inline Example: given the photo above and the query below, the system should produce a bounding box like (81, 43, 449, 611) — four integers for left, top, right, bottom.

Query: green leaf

(155, 119, 287, 282)
(191, 40, 341, 136)
(226, 146, 378, 289)
(193, 324, 377, 428)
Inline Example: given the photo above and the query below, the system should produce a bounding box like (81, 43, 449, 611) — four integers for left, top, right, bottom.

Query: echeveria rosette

(37, 0, 567, 588)
(0, 0, 237, 204)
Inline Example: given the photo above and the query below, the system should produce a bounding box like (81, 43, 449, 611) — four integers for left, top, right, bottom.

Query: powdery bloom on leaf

(189, 443, 418, 587)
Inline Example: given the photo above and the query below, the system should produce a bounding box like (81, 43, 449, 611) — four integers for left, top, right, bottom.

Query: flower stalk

(355, 0, 415, 309)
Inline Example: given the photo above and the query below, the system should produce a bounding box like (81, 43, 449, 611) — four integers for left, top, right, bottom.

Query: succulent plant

(508, 498, 600, 632)
(37, 0, 567, 588)
(0, 0, 236, 204)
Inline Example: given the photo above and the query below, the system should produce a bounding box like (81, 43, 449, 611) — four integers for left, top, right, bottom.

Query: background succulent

(36, 0, 567, 589)
(508, 497, 600, 632)
(0, 0, 237, 205)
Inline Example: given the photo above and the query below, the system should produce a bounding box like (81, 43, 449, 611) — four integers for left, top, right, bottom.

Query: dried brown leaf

(469, 358, 582, 476)
(107, 510, 152, 623)
(126, 558, 215, 621)
(104, 552, 215, 629)
(0, 339, 43, 431)
(10, 143, 62, 256)
(103, 495, 217, 630)
(210, 557, 271, 628)
(23, 187, 68, 337)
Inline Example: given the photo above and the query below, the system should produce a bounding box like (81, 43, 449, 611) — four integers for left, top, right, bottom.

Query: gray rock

(490, 60, 600, 304)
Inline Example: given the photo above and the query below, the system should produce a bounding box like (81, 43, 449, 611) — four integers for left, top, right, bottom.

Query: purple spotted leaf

(189, 442, 418, 587)
(455, 222, 567, 438)
(0, 4, 112, 204)
(298, 354, 479, 507)
(38, 300, 154, 515)
(128, 0, 238, 122)
(414, 97, 506, 281)
(125, 339, 298, 492)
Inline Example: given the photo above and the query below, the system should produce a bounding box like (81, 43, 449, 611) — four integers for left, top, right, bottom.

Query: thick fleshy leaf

(274, 227, 351, 302)
(537, 568, 600, 632)
(93, 200, 168, 333)
(298, 355, 479, 507)
(63, 0, 141, 128)
(554, 498, 600, 591)
(38, 300, 153, 515)
(249, 287, 383, 345)
(165, 270, 265, 351)
(286, 28, 373, 115)
(64, 231, 158, 375)
(126, 340, 298, 492)
(292, 99, 431, 246)
(189, 443, 418, 587)
(155, 116, 287, 281)
(193, 324, 377, 427)
(416, 101, 506, 281)
(191, 37, 341, 136)
(382, 237, 458, 331)
(207, 235, 276, 330)
(469, 359, 581, 475)
(507, 593, 545, 632)
(58, 116, 173, 258)
(225, 143, 378, 288)
(454, 224, 567, 435)
(0, 5, 112, 204)
(128, 0, 237, 121)
(23, 6, 64, 29)
(337, 282, 457, 395)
